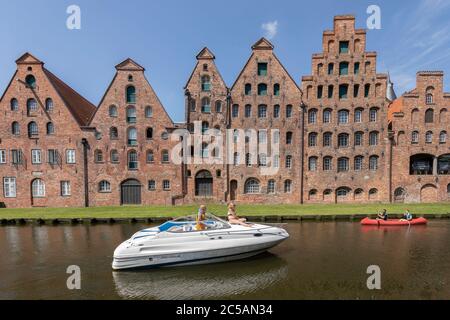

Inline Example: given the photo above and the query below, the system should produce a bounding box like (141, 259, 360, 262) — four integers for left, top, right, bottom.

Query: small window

(111, 150, 119, 163)
(0, 150, 6, 164)
(284, 180, 292, 193)
(339, 62, 349, 75)
(94, 150, 103, 163)
(162, 150, 169, 163)
(31, 149, 42, 164)
(10, 98, 19, 111)
(354, 62, 360, 75)
(285, 155, 292, 169)
(110, 127, 119, 139)
(308, 157, 318, 171)
(25, 75, 36, 88)
(369, 132, 379, 146)
(109, 105, 118, 117)
(148, 180, 156, 191)
(308, 132, 318, 147)
(245, 83, 252, 95)
(354, 132, 364, 146)
(257, 63, 268, 76)
(339, 84, 348, 100)
(215, 101, 222, 112)
(425, 131, 433, 143)
(27, 98, 38, 114)
(61, 181, 71, 197)
(258, 105, 267, 118)
(201, 97, 211, 113)
(426, 93, 433, 105)
(46, 122, 55, 135)
(3, 177, 17, 198)
(411, 131, 419, 144)
(354, 108, 363, 123)
(245, 104, 252, 118)
(126, 86, 136, 103)
(337, 157, 349, 172)
(274, 83, 280, 96)
(31, 179, 45, 197)
(45, 98, 53, 112)
(369, 156, 379, 171)
(163, 180, 170, 190)
(145, 106, 153, 118)
(338, 110, 349, 124)
(28, 122, 38, 138)
(127, 106, 136, 123)
(425, 109, 434, 123)
(439, 131, 447, 144)
(308, 109, 317, 124)
(201, 75, 211, 92)
(323, 132, 332, 147)
(328, 63, 334, 75)
(323, 157, 332, 171)
(354, 84, 360, 98)
(317, 85, 323, 99)
(99, 180, 111, 192)
(201, 121, 209, 134)
(48, 149, 59, 165)
(128, 150, 138, 170)
(286, 105, 293, 118)
(354, 156, 364, 171)
(323, 109, 331, 123)
(267, 180, 276, 194)
(146, 127, 153, 139)
(127, 127, 137, 146)
(66, 149, 76, 164)
(338, 133, 349, 148)
(257, 83, 267, 96)
(370, 108, 378, 122)
(328, 85, 334, 99)
(203, 64, 208, 71)
(232, 104, 239, 118)
(128, 75, 133, 82)
(364, 84, 370, 98)
(274, 105, 280, 118)
(244, 178, 260, 194)
(286, 132, 293, 144)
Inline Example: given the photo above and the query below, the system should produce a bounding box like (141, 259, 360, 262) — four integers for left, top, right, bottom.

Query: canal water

(1, 220, 450, 300)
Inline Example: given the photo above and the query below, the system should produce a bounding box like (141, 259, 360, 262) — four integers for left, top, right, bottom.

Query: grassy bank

(0, 203, 449, 220)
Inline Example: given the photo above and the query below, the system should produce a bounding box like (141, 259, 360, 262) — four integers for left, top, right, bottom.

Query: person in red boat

(377, 209, 388, 221)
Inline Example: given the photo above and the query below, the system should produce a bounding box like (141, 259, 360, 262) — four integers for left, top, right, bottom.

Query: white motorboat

(112, 213, 289, 270)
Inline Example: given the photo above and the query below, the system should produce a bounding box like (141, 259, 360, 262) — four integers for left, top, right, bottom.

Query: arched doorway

(420, 184, 438, 203)
(230, 180, 238, 201)
(121, 179, 142, 205)
(195, 170, 213, 197)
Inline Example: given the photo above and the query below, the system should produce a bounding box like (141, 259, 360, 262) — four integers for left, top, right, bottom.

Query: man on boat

(400, 209, 413, 221)
(377, 209, 388, 221)
(196, 205, 207, 230)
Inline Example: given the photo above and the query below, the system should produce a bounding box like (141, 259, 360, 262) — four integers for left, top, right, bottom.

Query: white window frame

(0, 150, 6, 164)
(32, 179, 45, 198)
(66, 149, 76, 164)
(61, 181, 71, 196)
(31, 149, 42, 164)
(3, 177, 16, 198)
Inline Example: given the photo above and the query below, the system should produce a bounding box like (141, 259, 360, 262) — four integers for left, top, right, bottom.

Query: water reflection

(113, 254, 288, 300)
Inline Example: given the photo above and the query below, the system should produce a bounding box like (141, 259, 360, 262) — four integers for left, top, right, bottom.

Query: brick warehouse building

(0, 15, 449, 208)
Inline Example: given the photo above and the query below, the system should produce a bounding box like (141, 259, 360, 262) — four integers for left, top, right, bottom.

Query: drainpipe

(388, 133, 394, 203)
(225, 90, 231, 202)
(81, 138, 90, 207)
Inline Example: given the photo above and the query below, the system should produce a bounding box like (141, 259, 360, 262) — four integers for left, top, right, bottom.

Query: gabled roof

(43, 69, 97, 126)
(15, 52, 43, 65)
(115, 58, 145, 71)
(251, 37, 274, 50)
(196, 47, 215, 60)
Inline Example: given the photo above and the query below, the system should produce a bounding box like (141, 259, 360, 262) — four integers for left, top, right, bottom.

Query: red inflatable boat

(360, 217, 428, 226)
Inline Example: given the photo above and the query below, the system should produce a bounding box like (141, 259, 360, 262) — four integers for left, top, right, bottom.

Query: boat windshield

(159, 213, 231, 233)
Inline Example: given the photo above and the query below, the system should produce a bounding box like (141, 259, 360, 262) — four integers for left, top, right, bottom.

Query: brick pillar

(433, 156, 438, 175)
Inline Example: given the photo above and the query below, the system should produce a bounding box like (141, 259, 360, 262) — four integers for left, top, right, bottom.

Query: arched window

(369, 107, 378, 122)
(110, 127, 118, 139)
(258, 153, 267, 167)
(425, 131, 433, 143)
(308, 132, 318, 147)
(323, 109, 332, 123)
(354, 156, 364, 171)
(354, 188, 364, 199)
(336, 187, 350, 198)
(215, 100, 222, 112)
(338, 133, 349, 148)
(309, 189, 318, 200)
(369, 131, 379, 146)
(439, 109, 447, 123)
(369, 188, 378, 200)
(308, 156, 318, 171)
(46, 122, 54, 135)
(146, 150, 154, 162)
(308, 109, 317, 124)
(394, 187, 406, 202)
(126, 106, 136, 123)
(411, 108, 419, 123)
(232, 104, 239, 118)
(45, 98, 53, 112)
(258, 105, 267, 118)
(323, 132, 332, 147)
(25, 75, 36, 88)
(98, 180, 111, 192)
(440, 131, 447, 144)
(425, 109, 434, 123)
(244, 178, 260, 194)
(273, 83, 280, 96)
(111, 150, 119, 163)
(284, 180, 292, 193)
(128, 74, 133, 82)
(128, 150, 138, 170)
(354, 108, 363, 123)
(28, 121, 38, 138)
(127, 127, 137, 146)
(369, 155, 379, 171)
(27, 98, 37, 114)
(244, 104, 252, 118)
(126, 86, 136, 103)
(94, 149, 103, 162)
(10, 98, 18, 111)
(201, 97, 211, 113)
(273, 104, 280, 118)
(257, 83, 267, 96)
(12, 122, 20, 135)
(322, 156, 332, 171)
(245, 83, 252, 95)
(145, 106, 153, 118)
(286, 105, 293, 118)
(267, 180, 276, 194)
(109, 105, 117, 117)
(412, 131, 419, 144)
(201, 75, 211, 92)
(354, 132, 364, 146)
(337, 157, 349, 172)
(338, 110, 349, 124)
(161, 150, 169, 163)
(426, 93, 433, 104)
(201, 121, 209, 134)
(31, 179, 45, 197)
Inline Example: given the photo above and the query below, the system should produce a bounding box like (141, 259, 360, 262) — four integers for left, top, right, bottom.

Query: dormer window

(25, 75, 36, 88)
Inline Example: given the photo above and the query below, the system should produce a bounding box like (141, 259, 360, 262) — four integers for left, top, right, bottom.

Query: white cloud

(261, 20, 278, 40)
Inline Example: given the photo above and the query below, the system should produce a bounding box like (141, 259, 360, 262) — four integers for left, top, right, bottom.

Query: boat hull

(360, 217, 428, 226)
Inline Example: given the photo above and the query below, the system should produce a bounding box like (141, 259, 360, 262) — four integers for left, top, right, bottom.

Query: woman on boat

(377, 209, 388, 221)
(400, 209, 413, 221)
(196, 205, 207, 230)
(227, 203, 251, 227)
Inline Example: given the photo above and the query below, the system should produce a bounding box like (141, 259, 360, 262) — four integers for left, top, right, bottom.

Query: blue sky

(0, 0, 449, 122)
